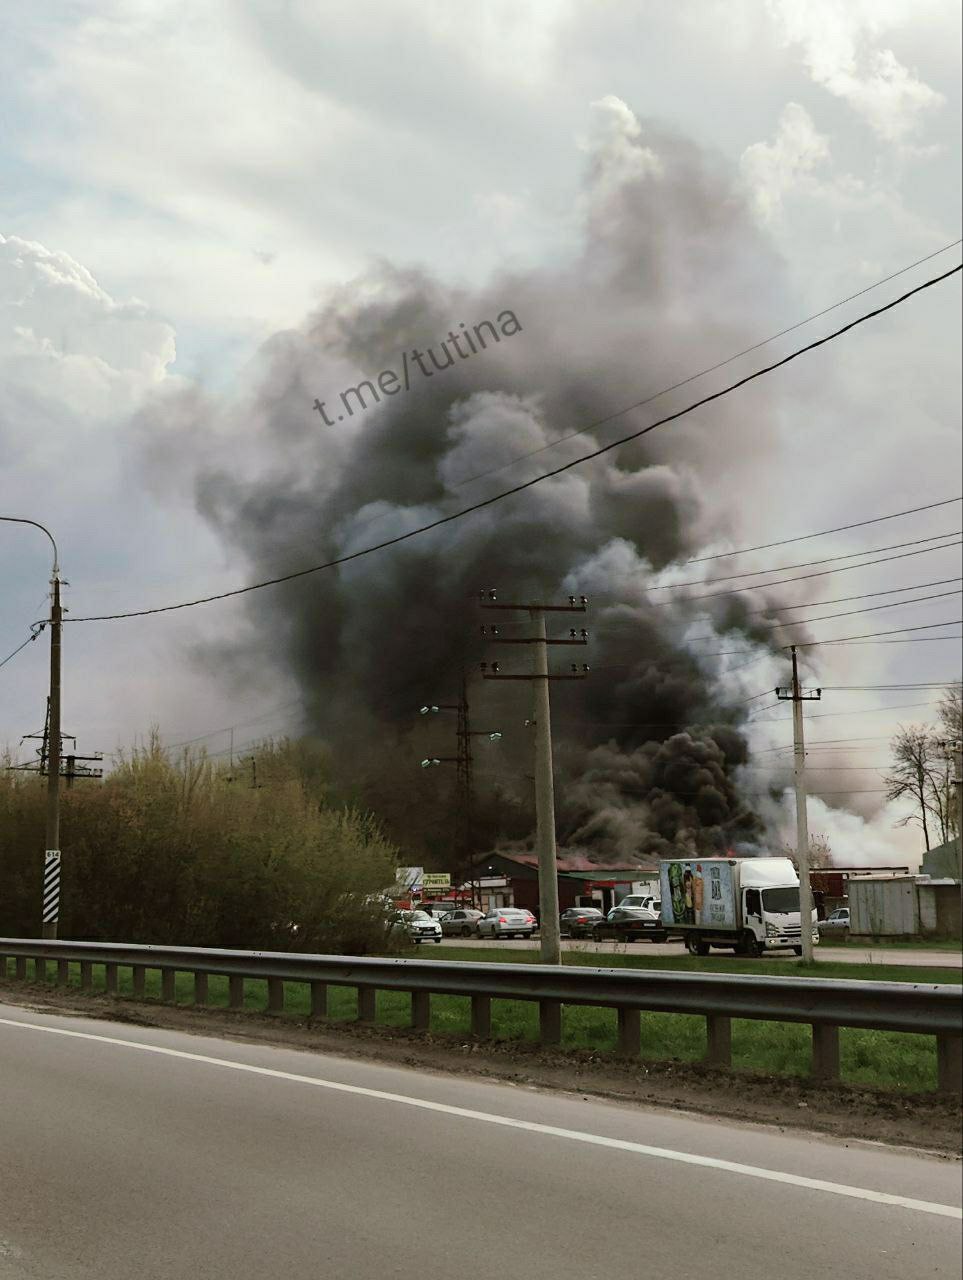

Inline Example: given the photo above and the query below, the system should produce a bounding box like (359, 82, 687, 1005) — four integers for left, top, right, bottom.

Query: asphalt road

(447, 936, 963, 967)
(1, 1001, 960, 1279)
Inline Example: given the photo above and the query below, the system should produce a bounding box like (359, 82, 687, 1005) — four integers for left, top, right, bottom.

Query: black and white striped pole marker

(43, 850, 61, 929)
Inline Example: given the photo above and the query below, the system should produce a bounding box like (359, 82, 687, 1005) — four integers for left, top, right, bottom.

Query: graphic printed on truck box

(660, 860, 736, 928)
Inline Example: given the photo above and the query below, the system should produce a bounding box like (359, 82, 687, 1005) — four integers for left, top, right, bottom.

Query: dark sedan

(592, 906, 668, 943)
(560, 907, 606, 938)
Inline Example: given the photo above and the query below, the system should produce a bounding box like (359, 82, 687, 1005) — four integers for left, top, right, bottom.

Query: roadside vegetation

(13, 950, 957, 1095)
(0, 736, 399, 954)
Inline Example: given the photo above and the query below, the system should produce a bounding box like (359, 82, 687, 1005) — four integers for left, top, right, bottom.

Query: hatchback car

(820, 907, 850, 933)
(440, 909, 484, 938)
(393, 909, 443, 944)
(559, 907, 605, 937)
(476, 907, 537, 939)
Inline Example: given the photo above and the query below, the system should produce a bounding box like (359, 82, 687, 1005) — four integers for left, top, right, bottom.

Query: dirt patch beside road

(3, 981, 960, 1158)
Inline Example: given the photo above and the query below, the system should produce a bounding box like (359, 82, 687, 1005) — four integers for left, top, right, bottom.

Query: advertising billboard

(660, 859, 736, 928)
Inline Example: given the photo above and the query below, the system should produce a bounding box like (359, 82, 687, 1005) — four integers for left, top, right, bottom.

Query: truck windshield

(762, 887, 800, 914)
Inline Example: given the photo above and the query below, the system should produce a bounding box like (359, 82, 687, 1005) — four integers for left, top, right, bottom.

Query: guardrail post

(15, 957, 27, 981)
(80, 960, 93, 990)
(35, 957, 47, 983)
(57, 959, 70, 986)
(936, 1033, 962, 1095)
(812, 1023, 840, 1081)
(617, 1007, 641, 1056)
(267, 978, 284, 1014)
(310, 981, 328, 1018)
(357, 986, 376, 1023)
(411, 990, 431, 1031)
(0, 955, 7, 979)
(161, 969, 176, 1003)
(229, 975, 244, 1009)
(105, 963, 119, 995)
(132, 966, 146, 998)
(539, 999, 562, 1046)
(705, 1014, 733, 1067)
(471, 994, 492, 1038)
(194, 972, 209, 1006)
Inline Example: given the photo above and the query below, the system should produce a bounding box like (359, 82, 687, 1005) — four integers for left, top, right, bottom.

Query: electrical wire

(597, 576, 963, 626)
(683, 588, 961, 641)
(0, 624, 46, 672)
(648, 531, 960, 592)
(682, 497, 962, 564)
(445, 241, 963, 491)
(645, 540, 963, 607)
(793, 618, 962, 646)
(62, 260, 963, 625)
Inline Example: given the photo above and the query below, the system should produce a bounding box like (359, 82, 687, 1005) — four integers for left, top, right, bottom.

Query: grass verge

(7, 953, 956, 1095)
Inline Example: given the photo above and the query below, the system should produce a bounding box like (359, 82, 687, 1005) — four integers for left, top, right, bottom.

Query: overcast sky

(2, 0, 961, 865)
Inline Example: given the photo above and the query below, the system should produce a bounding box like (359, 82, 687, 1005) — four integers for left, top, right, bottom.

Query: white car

(476, 907, 537, 939)
(396, 910, 443, 944)
(618, 894, 661, 917)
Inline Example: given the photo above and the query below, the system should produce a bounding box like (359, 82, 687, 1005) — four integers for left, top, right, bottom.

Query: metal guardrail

(1, 938, 960, 1093)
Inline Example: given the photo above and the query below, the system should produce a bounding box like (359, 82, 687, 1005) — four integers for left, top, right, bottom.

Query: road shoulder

(2, 981, 960, 1159)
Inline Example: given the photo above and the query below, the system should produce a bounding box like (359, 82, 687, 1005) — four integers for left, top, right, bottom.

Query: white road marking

(2, 1013, 960, 1221)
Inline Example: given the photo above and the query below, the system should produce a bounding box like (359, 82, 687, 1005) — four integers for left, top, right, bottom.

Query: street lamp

(1, 515, 63, 938)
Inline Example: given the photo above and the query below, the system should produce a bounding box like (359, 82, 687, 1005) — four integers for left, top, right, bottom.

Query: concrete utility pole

(1, 516, 62, 938)
(777, 645, 821, 962)
(937, 738, 963, 878)
(479, 591, 589, 965)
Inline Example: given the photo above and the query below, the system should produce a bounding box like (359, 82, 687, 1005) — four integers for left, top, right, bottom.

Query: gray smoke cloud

(135, 98, 811, 864)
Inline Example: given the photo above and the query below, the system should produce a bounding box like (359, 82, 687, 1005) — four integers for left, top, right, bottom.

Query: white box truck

(659, 856, 819, 957)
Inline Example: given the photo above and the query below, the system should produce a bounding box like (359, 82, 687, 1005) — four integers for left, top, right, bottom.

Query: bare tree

(884, 725, 951, 850)
(780, 831, 833, 869)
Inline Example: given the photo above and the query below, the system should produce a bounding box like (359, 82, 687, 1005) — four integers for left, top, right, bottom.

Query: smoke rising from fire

(136, 97, 809, 864)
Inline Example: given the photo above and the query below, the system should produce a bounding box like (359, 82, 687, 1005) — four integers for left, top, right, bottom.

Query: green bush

(0, 736, 400, 953)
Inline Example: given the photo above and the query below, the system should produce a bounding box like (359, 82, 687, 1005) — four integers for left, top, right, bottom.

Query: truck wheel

(741, 932, 762, 958)
(792, 946, 803, 957)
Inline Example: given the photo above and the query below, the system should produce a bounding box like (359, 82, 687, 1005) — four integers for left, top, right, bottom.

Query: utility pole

(1, 516, 62, 938)
(419, 678, 501, 908)
(479, 590, 589, 965)
(936, 738, 963, 878)
(776, 645, 821, 962)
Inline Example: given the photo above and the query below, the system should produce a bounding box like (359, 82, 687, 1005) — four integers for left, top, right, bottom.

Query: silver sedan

(476, 907, 538, 939)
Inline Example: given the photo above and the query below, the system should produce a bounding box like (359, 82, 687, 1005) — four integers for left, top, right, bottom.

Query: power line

(684, 587, 960, 640)
(645, 540, 963, 607)
(63, 260, 963, 625)
(684, 497, 961, 564)
(648, 531, 960, 592)
(599, 576, 963, 626)
(446, 241, 963, 491)
(794, 618, 962, 647)
(0, 624, 45, 672)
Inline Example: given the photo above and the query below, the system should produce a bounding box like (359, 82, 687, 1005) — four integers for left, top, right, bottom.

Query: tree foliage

(0, 735, 400, 952)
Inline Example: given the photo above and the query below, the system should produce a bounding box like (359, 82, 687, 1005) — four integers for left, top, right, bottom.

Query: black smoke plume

(139, 98, 808, 865)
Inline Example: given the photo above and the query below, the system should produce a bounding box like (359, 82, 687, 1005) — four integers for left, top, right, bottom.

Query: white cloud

(740, 102, 831, 221)
(768, 0, 944, 142)
(0, 232, 175, 420)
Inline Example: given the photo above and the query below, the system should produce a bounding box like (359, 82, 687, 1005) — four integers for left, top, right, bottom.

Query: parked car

(477, 907, 538, 939)
(820, 907, 850, 933)
(440, 909, 484, 938)
(560, 906, 605, 937)
(618, 894, 658, 911)
(592, 906, 668, 943)
(392, 909, 443, 944)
